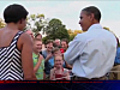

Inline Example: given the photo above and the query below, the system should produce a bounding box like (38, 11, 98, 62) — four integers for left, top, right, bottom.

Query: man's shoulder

(102, 29, 115, 36)
(74, 32, 88, 42)
(76, 32, 87, 37)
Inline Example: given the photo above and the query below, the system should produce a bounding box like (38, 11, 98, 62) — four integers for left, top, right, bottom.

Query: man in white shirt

(64, 6, 117, 80)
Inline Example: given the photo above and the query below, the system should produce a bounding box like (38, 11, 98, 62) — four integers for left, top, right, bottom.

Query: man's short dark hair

(46, 40, 53, 45)
(4, 4, 28, 23)
(61, 38, 68, 44)
(82, 6, 101, 22)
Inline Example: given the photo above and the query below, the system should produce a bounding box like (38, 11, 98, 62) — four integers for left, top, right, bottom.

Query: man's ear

(90, 13, 94, 21)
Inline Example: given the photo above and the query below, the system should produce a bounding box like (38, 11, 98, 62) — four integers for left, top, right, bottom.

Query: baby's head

(54, 55, 63, 68)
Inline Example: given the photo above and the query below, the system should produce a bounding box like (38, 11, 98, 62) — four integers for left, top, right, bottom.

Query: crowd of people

(0, 4, 119, 80)
(26, 30, 72, 80)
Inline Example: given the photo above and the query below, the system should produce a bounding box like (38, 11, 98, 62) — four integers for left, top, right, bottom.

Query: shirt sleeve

(42, 51, 46, 59)
(42, 59, 45, 70)
(64, 36, 85, 65)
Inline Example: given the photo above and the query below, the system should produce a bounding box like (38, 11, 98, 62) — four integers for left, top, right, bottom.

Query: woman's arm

(19, 33, 36, 80)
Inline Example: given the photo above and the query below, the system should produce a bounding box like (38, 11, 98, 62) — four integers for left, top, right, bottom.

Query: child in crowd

(50, 55, 70, 80)
(33, 38, 45, 80)
(52, 48, 66, 67)
(53, 47, 72, 70)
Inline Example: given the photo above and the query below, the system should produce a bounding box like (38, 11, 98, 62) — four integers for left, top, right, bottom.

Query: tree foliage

(0, 18, 6, 29)
(103, 27, 110, 31)
(25, 14, 49, 33)
(68, 29, 83, 41)
(103, 26, 116, 36)
(43, 18, 69, 41)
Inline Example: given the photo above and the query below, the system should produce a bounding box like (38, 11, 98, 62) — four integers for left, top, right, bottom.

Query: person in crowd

(114, 37, 120, 65)
(33, 38, 45, 80)
(61, 39, 72, 69)
(61, 39, 68, 52)
(64, 6, 117, 80)
(0, 4, 36, 80)
(35, 32, 42, 54)
(52, 48, 66, 67)
(35, 32, 42, 41)
(53, 41, 58, 48)
(42, 43, 46, 51)
(109, 37, 120, 80)
(50, 55, 70, 80)
(42, 40, 54, 79)
(54, 39, 61, 48)
(52, 47, 62, 56)
(25, 30, 34, 40)
(52, 47, 72, 70)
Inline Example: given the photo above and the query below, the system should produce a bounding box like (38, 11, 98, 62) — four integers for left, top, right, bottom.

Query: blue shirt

(42, 50, 54, 74)
(114, 47, 120, 64)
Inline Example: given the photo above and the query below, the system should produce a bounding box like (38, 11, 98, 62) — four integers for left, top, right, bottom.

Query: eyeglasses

(47, 47, 53, 49)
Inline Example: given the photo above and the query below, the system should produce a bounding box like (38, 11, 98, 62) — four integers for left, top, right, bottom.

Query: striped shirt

(0, 31, 24, 80)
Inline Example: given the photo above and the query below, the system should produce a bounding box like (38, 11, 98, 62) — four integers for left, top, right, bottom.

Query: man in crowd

(25, 30, 34, 40)
(42, 40, 54, 79)
(54, 39, 61, 48)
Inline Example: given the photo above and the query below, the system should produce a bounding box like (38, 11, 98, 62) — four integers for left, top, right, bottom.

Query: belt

(114, 63, 120, 66)
(73, 75, 107, 80)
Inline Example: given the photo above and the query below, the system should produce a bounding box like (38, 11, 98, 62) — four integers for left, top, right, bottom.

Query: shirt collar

(88, 24, 103, 31)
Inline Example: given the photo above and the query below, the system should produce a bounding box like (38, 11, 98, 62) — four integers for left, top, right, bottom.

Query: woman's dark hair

(4, 4, 28, 23)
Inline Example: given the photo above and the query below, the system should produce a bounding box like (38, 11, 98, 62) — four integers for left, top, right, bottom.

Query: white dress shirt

(64, 24, 117, 79)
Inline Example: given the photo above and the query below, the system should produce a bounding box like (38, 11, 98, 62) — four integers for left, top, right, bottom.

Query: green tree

(0, 18, 6, 29)
(103, 26, 116, 36)
(25, 14, 49, 33)
(42, 36, 48, 44)
(68, 29, 83, 41)
(43, 18, 69, 40)
(103, 27, 110, 31)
